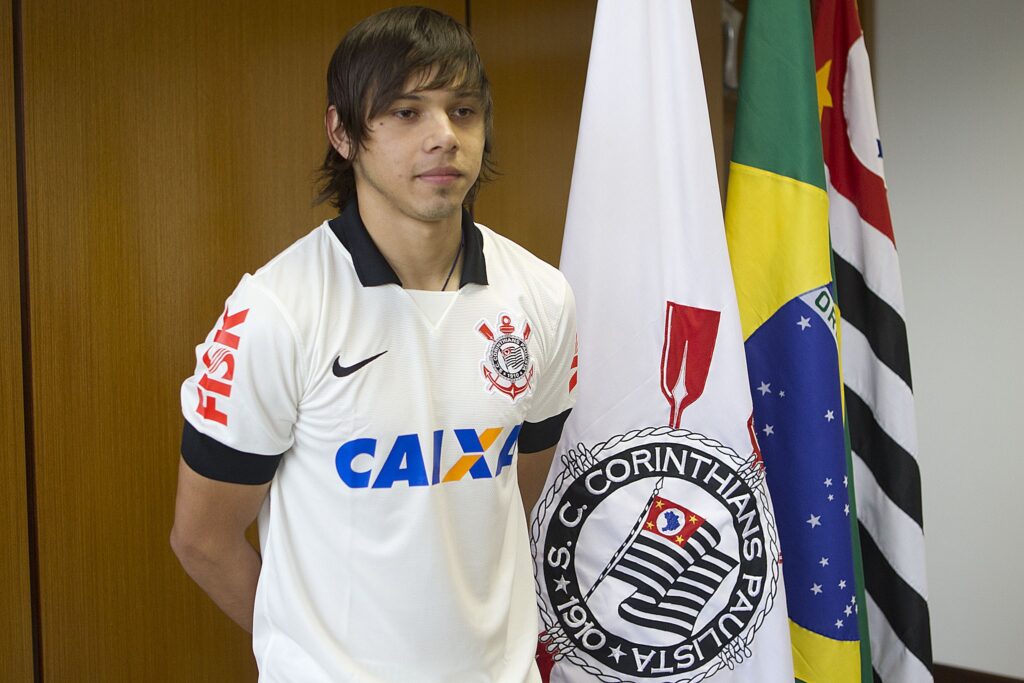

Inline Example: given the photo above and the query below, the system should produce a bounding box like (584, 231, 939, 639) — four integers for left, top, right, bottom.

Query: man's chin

(415, 201, 464, 223)
(416, 194, 466, 222)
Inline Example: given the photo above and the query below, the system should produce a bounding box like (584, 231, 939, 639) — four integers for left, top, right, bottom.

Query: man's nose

(424, 111, 458, 152)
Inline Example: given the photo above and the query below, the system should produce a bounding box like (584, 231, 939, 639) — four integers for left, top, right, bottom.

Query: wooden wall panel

(21, 1, 460, 680)
(0, 1, 35, 681)
(859, 0, 875, 59)
(693, 0, 727, 198)
(471, 1, 597, 267)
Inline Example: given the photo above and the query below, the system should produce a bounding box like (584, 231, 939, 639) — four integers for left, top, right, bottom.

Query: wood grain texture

(470, 0, 597, 267)
(692, 0, 726, 199)
(0, 0, 35, 680)
(859, 0, 875, 60)
(21, 1, 459, 680)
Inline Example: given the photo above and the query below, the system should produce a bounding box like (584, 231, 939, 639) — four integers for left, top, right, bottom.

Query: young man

(170, 7, 578, 682)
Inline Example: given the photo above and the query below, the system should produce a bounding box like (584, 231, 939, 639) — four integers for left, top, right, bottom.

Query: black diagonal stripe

(613, 559, 670, 596)
(859, 526, 934, 673)
(633, 536, 687, 572)
(705, 547, 740, 573)
(833, 253, 914, 390)
(609, 560, 656, 590)
(873, 668, 882, 683)
(666, 589, 712, 609)
(623, 599, 697, 629)
(845, 388, 924, 528)
(678, 564, 722, 591)
(694, 523, 722, 546)
(658, 593, 705, 613)
(673, 576, 716, 596)
(614, 557, 661, 582)
(619, 600, 691, 629)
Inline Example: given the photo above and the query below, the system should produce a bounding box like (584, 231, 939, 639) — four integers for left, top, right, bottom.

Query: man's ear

(325, 105, 352, 159)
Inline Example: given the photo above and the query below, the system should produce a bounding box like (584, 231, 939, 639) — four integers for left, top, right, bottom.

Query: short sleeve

(179, 275, 304, 484)
(519, 281, 579, 453)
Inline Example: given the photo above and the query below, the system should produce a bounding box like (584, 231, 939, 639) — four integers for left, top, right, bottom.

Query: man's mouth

(417, 166, 462, 185)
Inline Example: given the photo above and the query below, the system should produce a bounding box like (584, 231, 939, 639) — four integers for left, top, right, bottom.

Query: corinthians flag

(814, 1, 933, 680)
(530, 2, 792, 681)
(725, 0, 871, 681)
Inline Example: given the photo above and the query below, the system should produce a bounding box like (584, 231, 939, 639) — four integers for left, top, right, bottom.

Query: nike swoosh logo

(332, 350, 387, 378)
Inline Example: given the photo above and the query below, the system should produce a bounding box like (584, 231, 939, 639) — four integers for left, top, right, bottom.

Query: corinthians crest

(533, 429, 781, 681)
(477, 313, 534, 401)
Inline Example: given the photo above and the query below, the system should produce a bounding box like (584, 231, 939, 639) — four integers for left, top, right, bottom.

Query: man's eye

(393, 109, 417, 120)
(452, 106, 476, 119)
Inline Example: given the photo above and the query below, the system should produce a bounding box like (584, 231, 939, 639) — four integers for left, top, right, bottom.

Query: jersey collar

(329, 200, 488, 288)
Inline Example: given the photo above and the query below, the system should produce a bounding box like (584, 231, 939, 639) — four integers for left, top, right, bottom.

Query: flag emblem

(661, 302, 721, 429)
(611, 496, 738, 640)
(478, 313, 534, 401)
(534, 428, 782, 680)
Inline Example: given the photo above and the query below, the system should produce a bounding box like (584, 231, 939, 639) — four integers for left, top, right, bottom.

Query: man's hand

(517, 445, 556, 523)
(170, 457, 270, 632)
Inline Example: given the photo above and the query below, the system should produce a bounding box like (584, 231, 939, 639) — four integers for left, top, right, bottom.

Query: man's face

(349, 75, 486, 225)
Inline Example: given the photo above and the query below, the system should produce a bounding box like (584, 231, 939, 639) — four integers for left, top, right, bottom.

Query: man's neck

(356, 195, 464, 291)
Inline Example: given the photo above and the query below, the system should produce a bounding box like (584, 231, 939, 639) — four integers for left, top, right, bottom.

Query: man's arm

(170, 457, 270, 633)
(518, 445, 556, 523)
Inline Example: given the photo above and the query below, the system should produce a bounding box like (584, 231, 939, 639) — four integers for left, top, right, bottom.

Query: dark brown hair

(314, 6, 495, 210)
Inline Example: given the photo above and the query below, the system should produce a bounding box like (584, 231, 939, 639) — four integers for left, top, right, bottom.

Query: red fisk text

(195, 306, 249, 425)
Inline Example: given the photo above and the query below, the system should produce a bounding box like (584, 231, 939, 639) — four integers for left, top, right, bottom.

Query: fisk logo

(335, 426, 522, 489)
(195, 306, 249, 426)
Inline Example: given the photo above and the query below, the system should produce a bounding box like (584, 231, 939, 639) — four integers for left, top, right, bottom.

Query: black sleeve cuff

(518, 408, 572, 453)
(181, 421, 284, 485)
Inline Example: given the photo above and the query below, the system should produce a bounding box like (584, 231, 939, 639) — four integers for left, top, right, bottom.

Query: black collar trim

(328, 200, 488, 288)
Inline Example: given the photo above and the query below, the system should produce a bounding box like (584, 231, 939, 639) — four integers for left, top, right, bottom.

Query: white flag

(531, 2, 793, 681)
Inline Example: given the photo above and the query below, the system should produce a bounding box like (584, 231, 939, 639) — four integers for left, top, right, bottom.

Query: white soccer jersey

(180, 201, 578, 682)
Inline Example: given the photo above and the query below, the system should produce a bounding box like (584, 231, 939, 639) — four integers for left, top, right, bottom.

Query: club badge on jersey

(478, 313, 535, 401)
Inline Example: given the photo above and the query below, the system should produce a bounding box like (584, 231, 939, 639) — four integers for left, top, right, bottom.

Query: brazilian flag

(724, 0, 871, 681)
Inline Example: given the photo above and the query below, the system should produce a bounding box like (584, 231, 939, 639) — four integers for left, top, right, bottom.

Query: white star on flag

(828, 494, 834, 501)
(807, 514, 821, 528)
(844, 605, 853, 617)
(811, 583, 823, 595)
(763, 424, 774, 436)
(824, 478, 833, 487)
(758, 381, 771, 395)
(838, 579, 847, 589)
(778, 390, 785, 397)
(797, 316, 812, 330)
(844, 504, 850, 516)
(608, 645, 625, 663)
(819, 557, 829, 567)
(825, 409, 835, 421)
(835, 619, 844, 628)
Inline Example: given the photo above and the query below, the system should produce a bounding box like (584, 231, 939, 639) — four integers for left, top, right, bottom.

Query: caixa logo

(335, 426, 522, 489)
